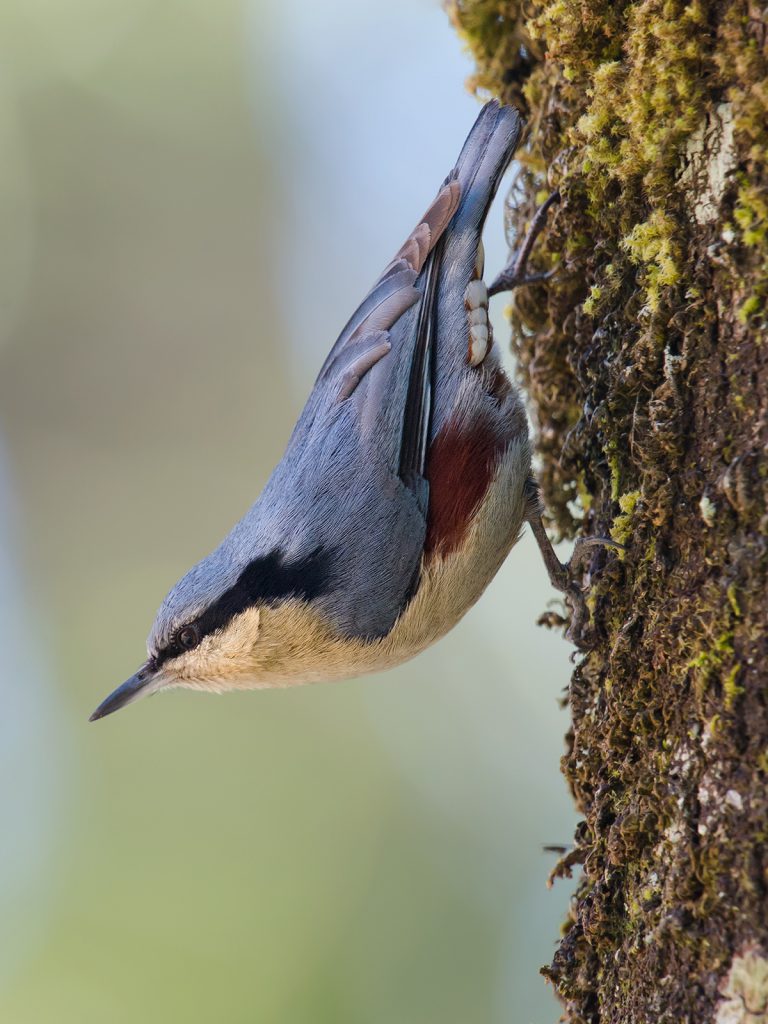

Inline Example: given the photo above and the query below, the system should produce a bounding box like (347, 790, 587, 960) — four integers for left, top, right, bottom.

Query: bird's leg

(525, 484, 623, 648)
(488, 191, 560, 296)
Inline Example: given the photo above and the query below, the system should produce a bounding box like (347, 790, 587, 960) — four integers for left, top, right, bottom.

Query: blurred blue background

(0, 2, 576, 1021)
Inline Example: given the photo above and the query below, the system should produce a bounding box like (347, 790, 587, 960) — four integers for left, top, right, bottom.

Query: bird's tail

(447, 100, 523, 237)
(423, 101, 523, 437)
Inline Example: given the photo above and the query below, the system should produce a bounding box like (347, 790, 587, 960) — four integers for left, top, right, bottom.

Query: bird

(90, 100, 585, 723)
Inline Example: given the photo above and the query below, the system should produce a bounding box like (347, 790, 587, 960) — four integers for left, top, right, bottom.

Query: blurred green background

(0, 2, 577, 1021)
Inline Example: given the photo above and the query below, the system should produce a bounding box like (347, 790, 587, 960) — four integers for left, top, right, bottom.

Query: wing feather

(287, 171, 462, 480)
(318, 174, 460, 373)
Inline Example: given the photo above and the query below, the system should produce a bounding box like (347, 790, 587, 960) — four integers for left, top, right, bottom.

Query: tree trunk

(448, 2, 768, 1021)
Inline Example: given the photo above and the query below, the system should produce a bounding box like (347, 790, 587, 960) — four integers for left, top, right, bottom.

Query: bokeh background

(0, 2, 578, 1021)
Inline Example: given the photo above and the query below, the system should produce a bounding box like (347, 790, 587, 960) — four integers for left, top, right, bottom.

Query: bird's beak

(89, 661, 162, 722)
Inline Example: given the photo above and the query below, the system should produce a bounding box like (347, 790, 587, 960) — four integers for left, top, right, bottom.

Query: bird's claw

(563, 536, 624, 648)
(528, 514, 623, 649)
(488, 190, 561, 297)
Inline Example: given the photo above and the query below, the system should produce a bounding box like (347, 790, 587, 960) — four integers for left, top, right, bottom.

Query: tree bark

(448, 2, 768, 1021)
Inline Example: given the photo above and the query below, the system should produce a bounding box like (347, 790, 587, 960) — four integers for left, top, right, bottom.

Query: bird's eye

(177, 625, 199, 651)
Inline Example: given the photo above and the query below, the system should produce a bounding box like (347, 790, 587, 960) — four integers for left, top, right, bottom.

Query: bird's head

(89, 545, 333, 721)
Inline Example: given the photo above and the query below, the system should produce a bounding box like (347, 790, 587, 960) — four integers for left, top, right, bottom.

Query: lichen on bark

(447, 2, 768, 1021)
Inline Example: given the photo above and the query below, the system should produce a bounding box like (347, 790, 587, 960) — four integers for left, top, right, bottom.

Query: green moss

(723, 665, 745, 711)
(582, 284, 603, 316)
(738, 294, 762, 323)
(734, 180, 768, 246)
(621, 214, 681, 313)
(610, 490, 641, 546)
(606, 442, 621, 503)
(687, 631, 739, 703)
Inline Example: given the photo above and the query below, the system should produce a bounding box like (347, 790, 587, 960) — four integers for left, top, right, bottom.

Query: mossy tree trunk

(449, 2, 768, 1021)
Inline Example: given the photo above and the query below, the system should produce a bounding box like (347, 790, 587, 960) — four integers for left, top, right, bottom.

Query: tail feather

(448, 100, 523, 235)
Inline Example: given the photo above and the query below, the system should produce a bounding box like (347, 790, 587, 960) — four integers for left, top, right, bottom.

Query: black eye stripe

(153, 547, 331, 668)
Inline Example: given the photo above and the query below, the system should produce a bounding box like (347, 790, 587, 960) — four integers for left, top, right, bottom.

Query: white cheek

(223, 607, 262, 657)
(172, 607, 262, 684)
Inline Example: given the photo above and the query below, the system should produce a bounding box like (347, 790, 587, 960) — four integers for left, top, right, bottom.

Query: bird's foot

(488, 191, 560, 297)
(527, 514, 623, 649)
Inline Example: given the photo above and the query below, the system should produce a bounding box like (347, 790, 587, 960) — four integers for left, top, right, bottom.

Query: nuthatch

(91, 100, 601, 722)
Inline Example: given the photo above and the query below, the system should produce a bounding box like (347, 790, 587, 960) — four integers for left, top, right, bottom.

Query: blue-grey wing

(283, 170, 462, 488)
